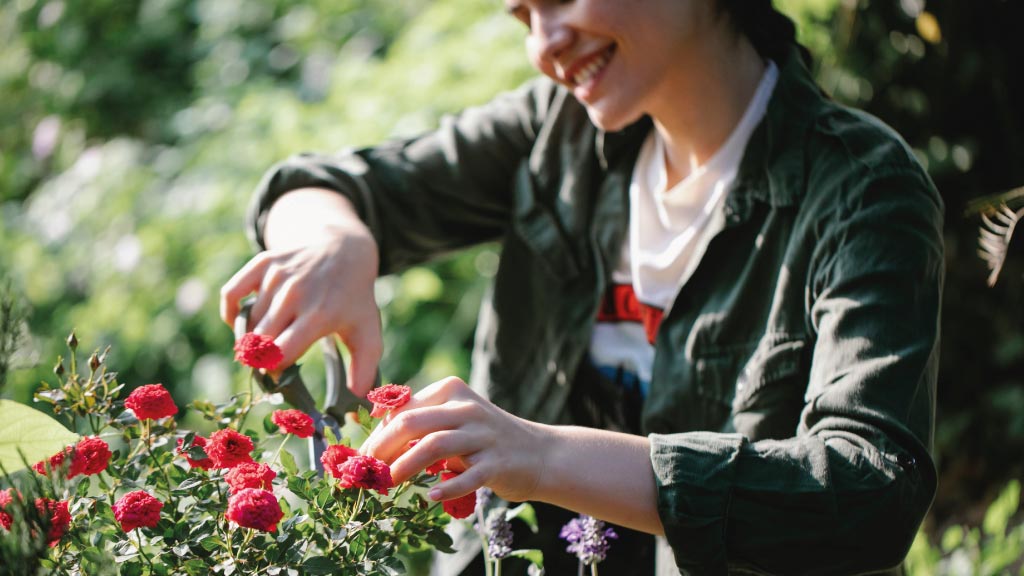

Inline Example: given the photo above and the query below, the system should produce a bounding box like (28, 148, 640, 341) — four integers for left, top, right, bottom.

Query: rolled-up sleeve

(246, 78, 559, 274)
(651, 165, 944, 575)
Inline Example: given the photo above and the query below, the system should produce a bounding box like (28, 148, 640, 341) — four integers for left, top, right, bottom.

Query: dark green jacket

(249, 48, 943, 575)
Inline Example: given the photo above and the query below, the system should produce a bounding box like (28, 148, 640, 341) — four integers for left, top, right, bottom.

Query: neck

(650, 34, 767, 188)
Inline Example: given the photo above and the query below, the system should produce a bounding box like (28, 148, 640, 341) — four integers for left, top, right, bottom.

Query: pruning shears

(233, 298, 372, 472)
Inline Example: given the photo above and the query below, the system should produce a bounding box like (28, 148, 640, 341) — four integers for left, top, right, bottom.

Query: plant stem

(236, 370, 257, 431)
(347, 488, 365, 525)
(591, 563, 599, 576)
(494, 559, 502, 576)
(578, 561, 585, 576)
(271, 435, 289, 468)
(142, 422, 177, 523)
(134, 529, 155, 574)
(475, 497, 493, 576)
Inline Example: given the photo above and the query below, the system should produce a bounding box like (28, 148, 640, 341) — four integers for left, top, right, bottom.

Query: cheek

(525, 38, 557, 81)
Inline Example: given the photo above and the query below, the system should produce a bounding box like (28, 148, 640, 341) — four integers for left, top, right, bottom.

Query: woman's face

(508, 0, 721, 131)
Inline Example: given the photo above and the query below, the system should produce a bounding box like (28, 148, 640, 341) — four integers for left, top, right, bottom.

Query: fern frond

(978, 203, 1024, 287)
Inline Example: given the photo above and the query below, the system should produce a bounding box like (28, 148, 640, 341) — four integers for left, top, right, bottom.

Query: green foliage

(906, 480, 1024, 575)
(0, 333, 453, 575)
(0, 281, 25, 392)
(0, 400, 79, 472)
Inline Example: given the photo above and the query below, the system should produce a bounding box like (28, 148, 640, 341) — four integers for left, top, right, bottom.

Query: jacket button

(897, 452, 917, 473)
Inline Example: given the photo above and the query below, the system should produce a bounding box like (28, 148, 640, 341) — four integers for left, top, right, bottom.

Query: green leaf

(200, 536, 224, 551)
(323, 426, 340, 446)
(506, 502, 539, 534)
(983, 479, 1020, 537)
(507, 548, 544, 567)
(0, 400, 79, 472)
(425, 527, 456, 554)
(301, 556, 339, 575)
(279, 448, 298, 475)
(263, 413, 277, 434)
(357, 405, 374, 431)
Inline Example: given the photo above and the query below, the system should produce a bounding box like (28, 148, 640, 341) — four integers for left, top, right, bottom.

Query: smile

(571, 45, 616, 88)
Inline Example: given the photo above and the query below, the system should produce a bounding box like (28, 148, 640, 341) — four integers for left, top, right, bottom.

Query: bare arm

(361, 377, 665, 535)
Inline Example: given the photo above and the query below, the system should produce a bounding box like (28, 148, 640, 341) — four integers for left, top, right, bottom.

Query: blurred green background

(1, 0, 1022, 571)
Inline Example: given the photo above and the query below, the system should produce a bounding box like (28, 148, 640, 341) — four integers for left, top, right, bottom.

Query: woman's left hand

(360, 376, 547, 503)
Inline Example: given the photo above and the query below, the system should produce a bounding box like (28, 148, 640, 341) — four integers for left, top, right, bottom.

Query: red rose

(124, 383, 178, 420)
(225, 462, 276, 494)
(408, 440, 447, 475)
(426, 459, 448, 476)
(32, 449, 67, 476)
(233, 333, 283, 371)
(271, 409, 315, 438)
(176, 435, 215, 470)
(69, 436, 112, 477)
(441, 472, 477, 519)
(225, 488, 283, 532)
(206, 428, 255, 469)
(367, 384, 412, 418)
(0, 488, 13, 531)
(112, 490, 163, 532)
(320, 444, 358, 479)
(336, 455, 393, 495)
(34, 498, 71, 546)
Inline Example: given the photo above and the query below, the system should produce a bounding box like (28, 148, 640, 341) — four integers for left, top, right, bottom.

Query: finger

(361, 377, 469, 451)
(389, 430, 482, 484)
(274, 315, 321, 370)
(248, 266, 291, 333)
(220, 254, 272, 326)
(253, 279, 301, 338)
(430, 465, 489, 501)
(362, 402, 478, 465)
(341, 317, 383, 398)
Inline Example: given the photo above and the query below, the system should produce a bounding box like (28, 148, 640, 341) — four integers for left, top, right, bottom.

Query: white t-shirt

(588, 60, 779, 401)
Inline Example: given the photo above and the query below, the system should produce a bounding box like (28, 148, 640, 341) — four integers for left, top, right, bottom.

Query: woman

(221, 0, 943, 573)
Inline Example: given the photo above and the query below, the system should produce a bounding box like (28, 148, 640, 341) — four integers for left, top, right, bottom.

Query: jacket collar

(596, 45, 827, 211)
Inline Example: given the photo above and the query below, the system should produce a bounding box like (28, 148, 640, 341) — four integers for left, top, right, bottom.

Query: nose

(526, 9, 573, 65)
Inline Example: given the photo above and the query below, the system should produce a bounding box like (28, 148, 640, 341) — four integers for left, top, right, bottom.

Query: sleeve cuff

(649, 432, 745, 572)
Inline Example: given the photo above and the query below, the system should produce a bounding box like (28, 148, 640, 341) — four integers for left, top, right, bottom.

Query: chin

(583, 103, 642, 133)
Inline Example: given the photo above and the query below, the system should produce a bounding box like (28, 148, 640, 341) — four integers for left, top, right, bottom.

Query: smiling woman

(220, 0, 944, 573)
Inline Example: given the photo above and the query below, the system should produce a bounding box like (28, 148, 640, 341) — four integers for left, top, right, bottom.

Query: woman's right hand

(219, 188, 382, 398)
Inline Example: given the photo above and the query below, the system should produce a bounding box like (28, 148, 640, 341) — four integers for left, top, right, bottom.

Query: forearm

(531, 424, 664, 536)
(263, 187, 372, 251)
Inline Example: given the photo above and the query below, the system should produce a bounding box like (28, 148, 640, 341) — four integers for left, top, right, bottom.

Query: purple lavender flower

(485, 508, 514, 560)
(559, 514, 618, 565)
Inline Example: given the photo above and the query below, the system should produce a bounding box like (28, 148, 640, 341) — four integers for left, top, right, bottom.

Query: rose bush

(0, 333, 462, 575)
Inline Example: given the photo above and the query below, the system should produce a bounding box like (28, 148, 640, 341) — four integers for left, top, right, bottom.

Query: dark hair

(717, 0, 809, 64)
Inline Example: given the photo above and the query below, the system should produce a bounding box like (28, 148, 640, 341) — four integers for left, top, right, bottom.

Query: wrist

(264, 188, 370, 250)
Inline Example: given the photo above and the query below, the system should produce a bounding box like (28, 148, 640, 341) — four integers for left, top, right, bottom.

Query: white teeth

(572, 48, 612, 87)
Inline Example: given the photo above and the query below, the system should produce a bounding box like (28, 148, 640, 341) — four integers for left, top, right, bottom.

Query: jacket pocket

(731, 336, 809, 439)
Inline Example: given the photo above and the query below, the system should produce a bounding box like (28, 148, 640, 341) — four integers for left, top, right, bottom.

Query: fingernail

(428, 488, 442, 501)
